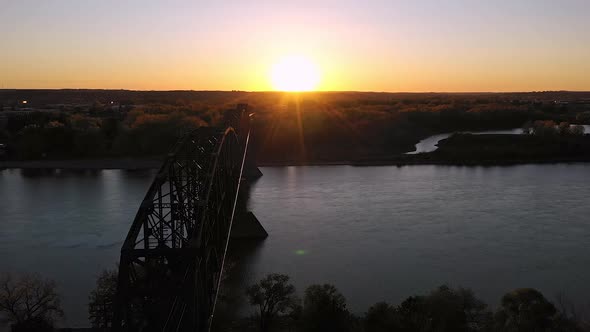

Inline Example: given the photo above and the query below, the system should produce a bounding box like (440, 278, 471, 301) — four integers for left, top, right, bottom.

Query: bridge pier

(243, 161, 263, 179)
(231, 211, 267, 239)
(231, 175, 267, 239)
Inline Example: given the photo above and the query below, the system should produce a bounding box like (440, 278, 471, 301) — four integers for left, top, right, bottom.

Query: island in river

(352, 132, 590, 166)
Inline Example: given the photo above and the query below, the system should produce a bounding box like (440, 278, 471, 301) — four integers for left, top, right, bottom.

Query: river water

(2, 165, 590, 327)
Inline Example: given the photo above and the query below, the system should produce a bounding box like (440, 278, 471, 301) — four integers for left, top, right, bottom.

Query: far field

(1, 90, 590, 166)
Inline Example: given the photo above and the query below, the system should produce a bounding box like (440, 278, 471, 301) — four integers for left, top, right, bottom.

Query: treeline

(2, 271, 587, 332)
(220, 273, 588, 332)
(429, 132, 590, 164)
(249, 94, 590, 162)
(2, 91, 590, 162)
(1, 108, 216, 160)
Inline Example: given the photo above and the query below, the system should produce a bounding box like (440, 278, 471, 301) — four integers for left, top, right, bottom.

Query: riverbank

(260, 157, 590, 167)
(4, 134, 590, 170)
(0, 158, 163, 170)
(259, 134, 590, 166)
(4, 155, 590, 170)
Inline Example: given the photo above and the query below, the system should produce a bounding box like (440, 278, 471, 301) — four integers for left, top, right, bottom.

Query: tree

(88, 269, 118, 330)
(69, 114, 99, 131)
(100, 117, 120, 142)
(425, 285, 491, 332)
(558, 122, 571, 135)
(552, 294, 585, 332)
(365, 302, 398, 332)
(302, 284, 351, 332)
(0, 273, 63, 331)
(522, 120, 533, 135)
(494, 288, 557, 331)
(570, 125, 585, 136)
(396, 296, 430, 332)
(388, 285, 492, 332)
(532, 120, 557, 136)
(245, 273, 298, 332)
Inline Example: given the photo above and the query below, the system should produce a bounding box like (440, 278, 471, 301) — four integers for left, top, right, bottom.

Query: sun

(270, 55, 320, 92)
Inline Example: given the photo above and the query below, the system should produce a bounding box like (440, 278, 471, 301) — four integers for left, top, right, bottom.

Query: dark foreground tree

(302, 284, 352, 332)
(88, 269, 118, 330)
(425, 285, 491, 331)
(0, 273, 63, 331)
(364, 285, 492, 332)
(493, 288, 579, 332)
(245, 273, 298, 332)
(396, 295, 430, 331)
(553, 294, 588, 332)
(365, 302, 398, 332)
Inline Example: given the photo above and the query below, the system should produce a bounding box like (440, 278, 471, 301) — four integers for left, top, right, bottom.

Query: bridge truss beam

(114, 106, 251, 332)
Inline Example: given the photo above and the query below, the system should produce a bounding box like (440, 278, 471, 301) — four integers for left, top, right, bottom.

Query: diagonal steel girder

(113, 105, 252, 332)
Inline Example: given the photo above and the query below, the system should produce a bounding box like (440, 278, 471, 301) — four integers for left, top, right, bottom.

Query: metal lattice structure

(113, 105, 252, 332)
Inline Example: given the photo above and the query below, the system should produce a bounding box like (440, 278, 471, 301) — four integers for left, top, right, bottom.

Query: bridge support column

(230, 177, 267, 239)
(231, 211, 267, 239)
(243, 160, 263, 179)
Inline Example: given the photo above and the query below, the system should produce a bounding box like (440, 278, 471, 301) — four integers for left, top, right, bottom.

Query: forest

(1, 90, 590, 164)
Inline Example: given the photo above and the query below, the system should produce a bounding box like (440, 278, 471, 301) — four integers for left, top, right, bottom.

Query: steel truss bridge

(114, 104, 256, 332)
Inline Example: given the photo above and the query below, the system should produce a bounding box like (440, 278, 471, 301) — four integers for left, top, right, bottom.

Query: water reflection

(18, 168, 102, 178)
(234, 165, 590, 316)
(0, 169, 156, 327)
(4, 164, 590, 327)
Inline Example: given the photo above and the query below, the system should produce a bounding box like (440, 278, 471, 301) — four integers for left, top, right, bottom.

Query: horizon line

(1, 88, 590, 94)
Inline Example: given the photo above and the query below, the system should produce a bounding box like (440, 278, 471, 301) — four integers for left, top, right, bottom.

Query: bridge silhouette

(113, 104, 264, 331)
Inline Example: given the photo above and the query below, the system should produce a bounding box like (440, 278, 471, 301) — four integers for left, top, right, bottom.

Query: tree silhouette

(302, 284, 351, 332)
(0, 273, 63, 331)
(88, 269, 118, 330)
(495, 288, 557, 331)
(365, 285, 492, 332)
(365, 302, 398, 332)
(245, 273, 298, 332)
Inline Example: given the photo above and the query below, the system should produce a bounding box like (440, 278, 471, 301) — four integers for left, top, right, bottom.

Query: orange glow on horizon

(270, 56, 321, 92)
(2, 2, 590, 92)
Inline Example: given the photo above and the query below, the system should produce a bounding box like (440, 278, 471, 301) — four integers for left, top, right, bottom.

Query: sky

(1, 0, 589, 92)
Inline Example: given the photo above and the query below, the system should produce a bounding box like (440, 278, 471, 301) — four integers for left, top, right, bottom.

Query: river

(2, 165, 590, 327)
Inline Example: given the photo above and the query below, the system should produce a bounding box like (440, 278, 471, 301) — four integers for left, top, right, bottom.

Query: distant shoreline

(3, 156, 590, 170)
(259, 158, 590, 167)
(0, 159, 163, 170)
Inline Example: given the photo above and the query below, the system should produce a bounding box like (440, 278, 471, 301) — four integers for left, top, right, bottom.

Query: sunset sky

(1, 0, 589, 92)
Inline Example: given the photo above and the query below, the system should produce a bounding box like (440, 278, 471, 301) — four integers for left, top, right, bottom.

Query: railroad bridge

(114, 104, 265, 331)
